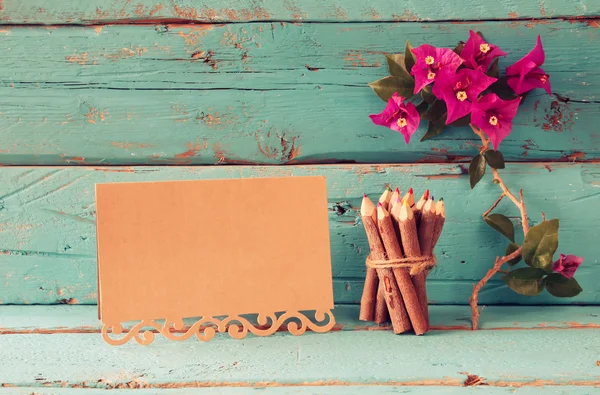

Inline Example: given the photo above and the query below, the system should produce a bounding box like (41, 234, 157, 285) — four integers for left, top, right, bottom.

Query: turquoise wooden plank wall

(0, 1, 598, 307)
(1, 164, 599, 305)
(0, 22, 598, 165)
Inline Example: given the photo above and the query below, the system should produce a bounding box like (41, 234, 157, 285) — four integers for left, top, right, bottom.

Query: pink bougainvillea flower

(471, 93, 520, 150)
(552, 254, 583, 279)
(506, 35, 551, 95)
(460, 30, 507, 71)
(410, 44, 462, 94)
(369, 92, 420, 144)
(432, 68, 497, 125)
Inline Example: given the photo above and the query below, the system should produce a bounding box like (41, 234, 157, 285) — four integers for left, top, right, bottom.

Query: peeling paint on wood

(0, 388, 590, 394)
(0, 164, 598, 305)
(0, 22, 598, 165)
(0, 1, 599, 23)
(0, 328, 599, 389)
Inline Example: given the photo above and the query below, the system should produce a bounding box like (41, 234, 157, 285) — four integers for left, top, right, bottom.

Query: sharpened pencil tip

(363, 193, 368, 198)
(439, 197, 444, 201)
(377, 202, 383, 207)
(395, 187, 400, 193)
(408, 187, 414, 194)
(430, 196, 434, 200)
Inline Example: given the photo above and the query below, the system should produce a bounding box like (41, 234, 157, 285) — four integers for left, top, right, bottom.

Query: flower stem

(469, 124, 530, 330)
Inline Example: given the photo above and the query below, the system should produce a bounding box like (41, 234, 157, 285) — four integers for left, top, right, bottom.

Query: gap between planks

(0, 17, 598, 27)
(2, 379, 600, 390)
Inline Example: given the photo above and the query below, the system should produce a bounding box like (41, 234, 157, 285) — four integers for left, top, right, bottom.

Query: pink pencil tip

(377, 202, 383, 207)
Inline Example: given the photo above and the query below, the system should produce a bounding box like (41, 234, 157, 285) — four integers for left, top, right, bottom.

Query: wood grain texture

(1, 387, 598, 395)
(1, 329, 599, 388)
(0, 163, 598, 305)
(0, 0, 599, 23)
(0, 21, 598, 165)
(2, 305, 600, 333)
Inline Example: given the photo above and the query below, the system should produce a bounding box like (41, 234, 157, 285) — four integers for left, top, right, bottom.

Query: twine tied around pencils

(365, 254, 436, 276)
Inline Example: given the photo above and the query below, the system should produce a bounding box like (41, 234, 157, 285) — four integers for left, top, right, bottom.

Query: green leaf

(420, 121, 446, 141)
(404, 40, 416, 73)
(546, 274, 583, 298)
(487, 58, 500, 79)
(368, 76, 415, 102)
(416, 100, 429, 116)
(505, 243, 522, 266)
(453, 41, 465, 55)
(385, 54, 413, 81)
(469, 155, 486, 189)
(484, 214, 515, 242)
(502, 268, 546, 296)
(450, 114, 471, 127)
(421, 86, 436, 104)
(522, 219, 559, 272)
(483, 150, 505, 169)
(422, 99, 447, 122)
(489, 77, 520, 101)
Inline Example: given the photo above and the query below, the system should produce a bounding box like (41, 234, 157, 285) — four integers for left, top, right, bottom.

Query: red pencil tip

(408, 187, 414, 194)
(395, 187, 400, 193)
(377, 202, 383, 207)
(363, 193, 368, 198)
(424, 189, 430, 199)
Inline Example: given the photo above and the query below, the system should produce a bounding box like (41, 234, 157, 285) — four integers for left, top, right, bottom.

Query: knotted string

(366, 254, 436, 276)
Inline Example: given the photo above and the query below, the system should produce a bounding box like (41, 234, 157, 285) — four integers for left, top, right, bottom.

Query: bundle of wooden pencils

(359, 187, 445, 335)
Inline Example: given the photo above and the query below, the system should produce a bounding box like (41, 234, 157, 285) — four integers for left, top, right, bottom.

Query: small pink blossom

(460, 30, 507, 72)
(506, 35, 551, 95)
(410, 44, 463, 94)
(471, 93, 520, 150)
(369, 93, 420, 144)
(432, 69, 497, 125)
(552, 254, 583, 279)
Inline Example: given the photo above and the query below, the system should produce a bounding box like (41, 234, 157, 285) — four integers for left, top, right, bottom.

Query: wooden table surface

(0, 1, 598, 393)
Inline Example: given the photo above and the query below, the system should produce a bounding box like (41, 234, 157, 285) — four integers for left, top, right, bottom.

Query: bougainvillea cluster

(367, 31, 583, 301)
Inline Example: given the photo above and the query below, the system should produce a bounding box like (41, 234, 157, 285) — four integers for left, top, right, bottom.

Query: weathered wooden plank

(2, 305, 600, 333)
(1, 329, 599, 388)
(1, 0, 599, 23)
(0, 164, 598, 305)
(0, 22, 598, 165)
(1, 387, 597, 395)
(0, 387, 598, 395)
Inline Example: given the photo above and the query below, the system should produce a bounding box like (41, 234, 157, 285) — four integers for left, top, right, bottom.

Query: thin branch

(469, 246, 523, 330)
(468, 124, 532, 330)
(483, 193, 505, 218)
(519, 189, 529, 234)
(470, 125, 530, 233)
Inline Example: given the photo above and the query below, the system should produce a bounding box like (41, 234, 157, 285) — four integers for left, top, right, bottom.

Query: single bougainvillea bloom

(369, 92, 420, 143)
(432, 69, 497, 125)
(471, 93, 520, 150)
(460, 30, 507, 71)
(506, 35, 551, 95)
(552, 254, 583, 279)
(410, 44, 462, 94)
